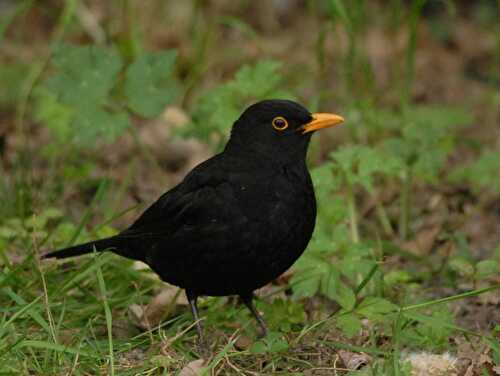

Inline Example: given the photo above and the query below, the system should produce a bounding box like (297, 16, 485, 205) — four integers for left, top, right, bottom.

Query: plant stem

(347, 181, 360, 243)
(374, 199, 394, 236)
(402, 0, 426, 107)
(399, 166, 412, 240)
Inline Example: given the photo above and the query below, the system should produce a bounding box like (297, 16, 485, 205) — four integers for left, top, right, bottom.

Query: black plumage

(44, 99, 344, 340)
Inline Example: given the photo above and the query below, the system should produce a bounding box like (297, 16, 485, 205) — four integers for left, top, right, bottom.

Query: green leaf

(356, 297, 397, 321)
(259, 299, 305, 333)
(292, 256, 330, 298)
(449, 257, 475, 277)
(384, 270, 411, 286)
(33, 88, 74, 143)
(381, 105, 472, 182)
(227, 60, 286, 98)
(311, 163, 339, 194)
(269, 340, 289, 353)
(449, 151, 500, 195)
(336, 312, 362, 338)
(72, 108, 131, 145)
(334, 283, 357, 311)
(125, 50, 178, 117)
(184, 60, 294, 145)
(249, 341, 267, 354)
(330, 145, 402, 192)
(249, 332, 289, 354)
(321, 268, 356, 310)
(401, 307, 456, 351)
(475, 260, 500, 279)
(46, 44, 122, 109)
(36, 44, 130, 147)
(291, 268, 321, 299)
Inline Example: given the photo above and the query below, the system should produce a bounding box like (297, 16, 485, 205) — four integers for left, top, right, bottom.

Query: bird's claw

(196, 336, 211, 359)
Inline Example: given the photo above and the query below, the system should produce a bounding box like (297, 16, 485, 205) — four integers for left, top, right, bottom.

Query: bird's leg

(240, 293, 268, 338)
(186, 291, 205, 345)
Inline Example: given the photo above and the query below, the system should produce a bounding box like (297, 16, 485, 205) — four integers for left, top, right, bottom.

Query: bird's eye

(272, 116, 288, 131)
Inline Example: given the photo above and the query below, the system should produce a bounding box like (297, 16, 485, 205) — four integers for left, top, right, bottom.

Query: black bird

(44, 99, 344, 341)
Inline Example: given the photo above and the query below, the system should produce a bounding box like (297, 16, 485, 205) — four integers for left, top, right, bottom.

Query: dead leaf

(402, 222, 442, 256)
(129, 287, 188, 329)
(234, 335, 252, 351)
(162, 106, 190, 128)
(338, 350, 371, 370)
(274, 268, 294, 285)
(179, 359, 205, 376)
(403, 352, 458, 376)
(463, 364, 474, 376)
(132, 261, 160, 281)
(478, 353, 493, 368)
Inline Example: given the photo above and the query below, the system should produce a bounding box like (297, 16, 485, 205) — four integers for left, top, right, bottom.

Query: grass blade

(94, 251, 115, 376)
(402, 284, 500, 312)
(14, 340, 96, 358)
(2, 288, 51, 336)
(60, 253, 113, 293)
(0, 295, 42, 340)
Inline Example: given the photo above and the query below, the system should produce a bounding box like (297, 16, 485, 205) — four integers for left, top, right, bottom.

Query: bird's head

(226, 99, 344, 163)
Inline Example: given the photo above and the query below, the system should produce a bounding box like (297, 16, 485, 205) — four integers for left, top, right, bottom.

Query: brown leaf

(338, 350, 371, 370)
(478, 353, 493, 367)
(162, 106, 190, 128)
(132, 261, 160, 281)
(129, 287, 188, 330)
(234, 335, 253, 351)
(402, 222, 442, 256)
(179, 359, 206, 376)
(463, 364, 474, 376)
(274, 268, 294, 285)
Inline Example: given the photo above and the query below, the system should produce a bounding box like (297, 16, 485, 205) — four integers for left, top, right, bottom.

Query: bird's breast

(235, 165, 315, 223)
(234, 164, 317, 255)
(222, 165, 317, 292)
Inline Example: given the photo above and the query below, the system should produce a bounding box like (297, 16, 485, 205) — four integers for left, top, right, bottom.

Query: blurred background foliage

(1, 0, 500, 374)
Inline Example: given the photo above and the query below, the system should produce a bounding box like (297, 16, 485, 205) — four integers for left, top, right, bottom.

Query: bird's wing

(121, 155, 247, 238)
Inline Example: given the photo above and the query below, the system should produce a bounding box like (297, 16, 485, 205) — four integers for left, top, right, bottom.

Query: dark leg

(186, 290, 204, 342)
(240, 293, 268, 338)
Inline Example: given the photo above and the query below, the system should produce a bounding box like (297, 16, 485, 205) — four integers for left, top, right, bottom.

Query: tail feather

(42, 237, 119, 259)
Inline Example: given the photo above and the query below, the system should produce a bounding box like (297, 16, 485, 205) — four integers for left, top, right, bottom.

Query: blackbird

(44, 99, 344, 341)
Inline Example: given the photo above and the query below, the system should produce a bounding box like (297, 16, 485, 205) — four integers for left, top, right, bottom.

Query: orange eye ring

(272, 116, 288, 131)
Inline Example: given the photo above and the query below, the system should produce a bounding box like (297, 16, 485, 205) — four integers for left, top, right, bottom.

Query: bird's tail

(42, 236, 143, 261)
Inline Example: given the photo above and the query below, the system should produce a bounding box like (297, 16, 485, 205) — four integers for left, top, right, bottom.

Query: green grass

(1, 1, 500, 374)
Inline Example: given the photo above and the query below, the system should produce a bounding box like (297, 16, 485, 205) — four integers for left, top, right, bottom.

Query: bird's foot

(240, 294, 269, 339)
(196, 336, 211, 359)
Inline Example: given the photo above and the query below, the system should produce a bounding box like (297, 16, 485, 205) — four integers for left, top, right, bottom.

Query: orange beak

(302, 113, 344, 134)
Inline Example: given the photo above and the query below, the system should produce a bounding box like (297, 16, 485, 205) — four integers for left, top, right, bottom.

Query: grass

(95, 251, 115, 376)
(1, 1, 500, 374)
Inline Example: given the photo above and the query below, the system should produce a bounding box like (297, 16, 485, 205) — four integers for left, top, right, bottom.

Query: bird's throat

(225, 133, 311, 166)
